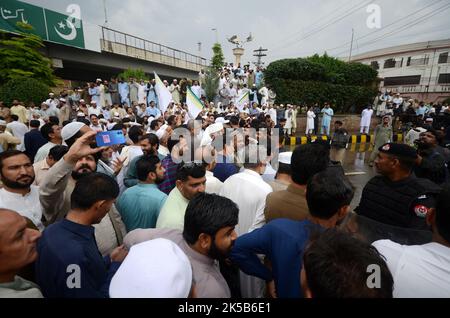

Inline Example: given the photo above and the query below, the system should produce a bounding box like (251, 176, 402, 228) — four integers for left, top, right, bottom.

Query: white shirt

(88, 106, 102, 117)
(220, 169, 272, 236)
(34, 142, 59, 163)
(373, 240, 450, 298)
(360, 109, 374, 127)
(6, 121, 29, 151)
(205, 171, 223, 195)
(191, 85, 202, 99)
(158, 145, 170, 158)
(0, 187, 44, 231)
(268, 108, 277, 125)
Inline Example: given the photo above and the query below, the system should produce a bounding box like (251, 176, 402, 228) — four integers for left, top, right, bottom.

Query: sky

(20, 0, 450, 66)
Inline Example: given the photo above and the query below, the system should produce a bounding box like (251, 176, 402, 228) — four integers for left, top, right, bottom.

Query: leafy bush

(0, 77, 50, 106)
(443, 97, 450, 105)
(271, 79, 377, 113)
(118, 68, 147, 81)
(265, 54, 378, 113)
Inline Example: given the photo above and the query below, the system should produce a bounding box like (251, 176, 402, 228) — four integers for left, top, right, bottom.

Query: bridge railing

(101, 27, 208, 73)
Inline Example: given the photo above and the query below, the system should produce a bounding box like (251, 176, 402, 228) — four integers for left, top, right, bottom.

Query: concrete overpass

(43, 26, 208, 82)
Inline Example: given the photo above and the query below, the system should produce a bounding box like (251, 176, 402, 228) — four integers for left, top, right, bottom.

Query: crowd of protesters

(0, 66, 450, 299)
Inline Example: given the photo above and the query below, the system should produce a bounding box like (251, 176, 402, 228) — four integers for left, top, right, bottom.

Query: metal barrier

(101, 27, 208, 72)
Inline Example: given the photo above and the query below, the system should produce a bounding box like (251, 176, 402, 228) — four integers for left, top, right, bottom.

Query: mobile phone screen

(96, 131, 126, 147)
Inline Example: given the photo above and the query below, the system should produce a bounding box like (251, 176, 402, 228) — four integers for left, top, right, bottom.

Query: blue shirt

(231, 219, 323, 298)
(35, 219, 120, 298)
(24, 129, 47, 161)
(116, 183, 167, 231)
(212, 155, 239, 183)
(146, 106, 161, 118)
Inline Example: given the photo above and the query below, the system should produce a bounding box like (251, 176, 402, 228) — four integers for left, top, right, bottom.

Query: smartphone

(96, 131, 126, 147)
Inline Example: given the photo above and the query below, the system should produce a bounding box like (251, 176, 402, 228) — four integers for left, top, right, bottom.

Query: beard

(155, 175, 165, 185)
(1, 174, 35, 189)
(71, 165, 95, 180)
(207, 238, 233, 261)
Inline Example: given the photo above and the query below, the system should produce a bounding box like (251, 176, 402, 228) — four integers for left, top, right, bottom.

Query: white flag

(154, 72, 172, 114)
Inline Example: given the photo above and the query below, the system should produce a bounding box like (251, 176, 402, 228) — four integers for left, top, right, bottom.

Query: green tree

(211, 43, 225, 72)
(118, 68, 147, 81)
(203, 66, 219, 102)
(0, 22, 57, 87)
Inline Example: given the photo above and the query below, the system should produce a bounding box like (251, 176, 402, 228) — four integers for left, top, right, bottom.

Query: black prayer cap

(378, 143, 418, 159)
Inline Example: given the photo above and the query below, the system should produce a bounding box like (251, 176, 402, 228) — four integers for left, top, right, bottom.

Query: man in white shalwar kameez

(360, 105, 374, 134)
(220, 145, 272, 299)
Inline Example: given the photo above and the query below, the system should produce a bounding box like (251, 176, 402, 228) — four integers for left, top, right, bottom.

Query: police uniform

(356, 143, 441, 230)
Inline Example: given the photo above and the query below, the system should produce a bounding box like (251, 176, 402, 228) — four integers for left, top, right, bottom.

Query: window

(438, 73, 450, 84)
(384, 75, 421, 86)
(407, 55, 429, 66)
(384, 58, 403, 69)
(370, 61, 379, 70)
(439, 52, 449, 64)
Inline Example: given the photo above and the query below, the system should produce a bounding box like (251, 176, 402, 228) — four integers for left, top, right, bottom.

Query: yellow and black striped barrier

(284, 134, 403, 146)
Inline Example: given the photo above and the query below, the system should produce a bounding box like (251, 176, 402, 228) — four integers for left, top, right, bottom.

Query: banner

(0, 0, 85, 49)
(154, 72, 173, 114)
(186, 87, 204, 119)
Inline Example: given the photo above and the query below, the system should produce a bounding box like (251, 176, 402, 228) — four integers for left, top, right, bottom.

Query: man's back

(221, 170, 272, 236)
(117, 184, 167, 231)
(373, 240, 450, 298)
(24, 129, 47, 161)
(265, 184, 309, 223)
(36, 219, 119, 298)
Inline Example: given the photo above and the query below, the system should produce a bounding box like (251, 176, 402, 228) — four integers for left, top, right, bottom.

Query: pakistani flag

(0, 0, 47, 39)
(44, 8, 84, 49)
(186, 87, 204, 119)
(236, 91, 250, 112)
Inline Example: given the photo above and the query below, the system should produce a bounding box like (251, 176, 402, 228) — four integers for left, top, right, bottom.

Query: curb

(284, 134, 403, 146)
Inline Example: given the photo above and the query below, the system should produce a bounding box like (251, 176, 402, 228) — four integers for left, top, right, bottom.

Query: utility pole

(197, 42, 202, 53)
(102, 0, 108, 26)
(212, 28, 218, 43)
(253, 47, 268, 68)
(348, 28, 354, 62)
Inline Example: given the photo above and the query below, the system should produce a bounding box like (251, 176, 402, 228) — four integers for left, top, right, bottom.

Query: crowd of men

(0, 70, 450, 298)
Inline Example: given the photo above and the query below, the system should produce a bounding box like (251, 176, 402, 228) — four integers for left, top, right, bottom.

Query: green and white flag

(236, 91, 250, 112)
(44, 8, 84, 49)
(186, 87, 204, 119)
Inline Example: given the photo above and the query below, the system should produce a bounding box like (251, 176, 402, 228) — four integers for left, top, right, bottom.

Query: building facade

(350, 39, 450, 103)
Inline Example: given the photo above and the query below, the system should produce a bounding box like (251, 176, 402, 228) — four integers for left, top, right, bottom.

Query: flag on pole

(186, 87, 204, 119)
(153, 72, 172, 114)
(236, 91, 250, 112)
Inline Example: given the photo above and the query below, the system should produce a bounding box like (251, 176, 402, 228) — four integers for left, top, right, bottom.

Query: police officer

(414, 129, 449, 186)
(356, 143, 441, 230)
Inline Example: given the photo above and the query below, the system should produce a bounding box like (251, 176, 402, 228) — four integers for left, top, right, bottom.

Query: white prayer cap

(49, 92, 54, 96)
(0, 119, 7, 126)
(91, 100, 97, 104)
(156, 124, 169, 140)
(77, 112, 85, 117)
(109, 239, 192, 298)
(79, 99, 86, 103)
(425, 118, 434, 122)
(278, 152, 293, 165)
(113, 112, 120, 117)
(215, 117, 229, 124)
(59, 98, 66, 102)
(206, 122, 223, 134)
(61, 122, 86, 141)
(96, 78, 102, 82)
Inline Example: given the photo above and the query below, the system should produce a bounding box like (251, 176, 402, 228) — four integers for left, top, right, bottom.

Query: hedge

(0, 77, 50, 106)
(271, 79, 377, 113)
